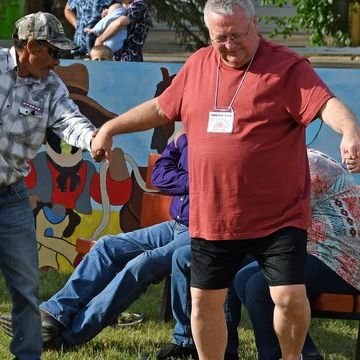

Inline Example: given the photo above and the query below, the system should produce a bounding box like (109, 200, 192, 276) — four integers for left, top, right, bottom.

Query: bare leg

(191, 287, 227, 360)
(270, 284, 310, 360)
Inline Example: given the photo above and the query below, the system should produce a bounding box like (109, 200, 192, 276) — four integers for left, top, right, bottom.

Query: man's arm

(95, 16, 130, 45)
(319, 97, 360, 163)
(91, 98, 172, 161)
(64, 1, 77, 28)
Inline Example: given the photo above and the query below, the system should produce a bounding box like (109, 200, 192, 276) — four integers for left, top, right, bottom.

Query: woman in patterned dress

(234, 148, 360, 360)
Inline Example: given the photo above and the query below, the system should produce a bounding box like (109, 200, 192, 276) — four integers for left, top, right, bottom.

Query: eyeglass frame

(37, 41, 63, 60)
(210, 16, 254, 44)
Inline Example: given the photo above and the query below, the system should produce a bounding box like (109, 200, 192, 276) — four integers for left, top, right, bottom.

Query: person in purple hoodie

(0, 130, 189, 348)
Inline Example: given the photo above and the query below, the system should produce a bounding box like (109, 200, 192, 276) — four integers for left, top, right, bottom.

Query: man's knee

(270, 284, 308, 310)
(191, 288, 227, 317)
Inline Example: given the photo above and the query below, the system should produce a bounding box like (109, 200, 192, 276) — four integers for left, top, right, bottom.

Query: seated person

(0, 131, 190, 348)
(94, 0, 150, 62)
(235, 148, 360, 360)
(89, 44, 114, 61)
(84, 2, 127, 55)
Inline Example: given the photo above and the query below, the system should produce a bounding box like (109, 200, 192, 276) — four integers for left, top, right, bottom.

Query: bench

(76, 153, 173, 321)
(310, 293, 360, 359)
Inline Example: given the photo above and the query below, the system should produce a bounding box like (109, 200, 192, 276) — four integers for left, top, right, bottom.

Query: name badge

(207, 110, 234, 133)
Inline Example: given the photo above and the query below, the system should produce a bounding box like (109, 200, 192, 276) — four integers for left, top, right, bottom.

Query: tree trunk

(331, 0, 350, 35)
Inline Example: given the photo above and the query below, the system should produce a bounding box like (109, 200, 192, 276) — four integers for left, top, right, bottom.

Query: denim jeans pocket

(15, 186, 29, 201)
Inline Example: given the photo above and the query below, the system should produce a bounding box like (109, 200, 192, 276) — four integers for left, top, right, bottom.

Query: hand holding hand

(340, 128, 360, 172)
(91, 126, 113, 162)
(344, 156, 360, 173)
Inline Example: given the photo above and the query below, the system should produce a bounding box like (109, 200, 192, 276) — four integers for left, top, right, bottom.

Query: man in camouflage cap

(0, 11, 97, 360)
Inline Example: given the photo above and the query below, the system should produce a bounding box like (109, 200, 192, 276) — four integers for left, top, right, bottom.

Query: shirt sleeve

(282, 60, 334, 126)
(47, 75, 96, 152)
(151, 135, 189, 195)
(157, 57, 192, 122)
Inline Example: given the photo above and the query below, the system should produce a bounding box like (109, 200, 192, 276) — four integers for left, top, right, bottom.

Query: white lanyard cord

(214, 39, 260, 110)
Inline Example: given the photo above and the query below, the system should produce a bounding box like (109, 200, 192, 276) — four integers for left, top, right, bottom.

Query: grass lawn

(0, 271, 358, 359)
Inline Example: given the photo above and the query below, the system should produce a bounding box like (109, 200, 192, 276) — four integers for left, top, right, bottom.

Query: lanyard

(213, 40, 260, 111)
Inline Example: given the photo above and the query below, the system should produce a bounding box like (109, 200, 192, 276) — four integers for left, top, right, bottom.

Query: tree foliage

(261, 0, 357, 46)
(148, 0, 358, 48)
(147, 0, 209, 50)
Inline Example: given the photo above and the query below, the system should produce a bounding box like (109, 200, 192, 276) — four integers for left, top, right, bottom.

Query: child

(84, 2, 127, 54)
(89, 44, 114, 61)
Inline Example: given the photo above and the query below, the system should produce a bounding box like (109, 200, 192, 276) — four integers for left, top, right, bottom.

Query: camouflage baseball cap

(14, 12, 77, 50)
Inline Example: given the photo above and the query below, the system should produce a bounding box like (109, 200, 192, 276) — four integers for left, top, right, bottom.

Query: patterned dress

(113, 0, 150, 61)
(308, 148, 360, 290)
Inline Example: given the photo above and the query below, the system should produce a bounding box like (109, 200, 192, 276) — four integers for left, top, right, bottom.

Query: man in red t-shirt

(91, 1, 360, 359)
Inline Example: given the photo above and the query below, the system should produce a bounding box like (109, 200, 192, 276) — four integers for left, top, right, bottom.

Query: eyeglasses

(38, 41, 63, 60)
(210, 16, 253, 44)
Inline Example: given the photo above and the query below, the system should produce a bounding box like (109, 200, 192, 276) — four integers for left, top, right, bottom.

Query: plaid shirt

(0, 47, 96, 186)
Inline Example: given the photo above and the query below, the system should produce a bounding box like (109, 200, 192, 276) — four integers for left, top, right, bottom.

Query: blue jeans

(0, 179, 41, 360)
(235, 256, 358, 360)
(40, 220, 189, 345)
(171, 245, 250, 354)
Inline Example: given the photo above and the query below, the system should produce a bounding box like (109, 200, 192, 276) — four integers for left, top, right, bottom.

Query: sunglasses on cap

(37, 41, 63, 60)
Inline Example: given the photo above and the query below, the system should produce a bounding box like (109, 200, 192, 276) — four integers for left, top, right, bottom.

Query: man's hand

(91, 126, 113, 162)
(340, 127, 360, 172)
(344, 156, 360, 173)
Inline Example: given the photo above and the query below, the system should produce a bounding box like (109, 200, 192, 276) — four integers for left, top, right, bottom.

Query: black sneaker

(0, 310, 64, 349)
(156, 344, 199, 359)
(303, 355, 324, 360)
(39, 309, 64, 348)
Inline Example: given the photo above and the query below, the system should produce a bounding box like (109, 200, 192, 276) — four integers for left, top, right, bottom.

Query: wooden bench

(76, 153, 173, 320)
(310, 293, 360, 359)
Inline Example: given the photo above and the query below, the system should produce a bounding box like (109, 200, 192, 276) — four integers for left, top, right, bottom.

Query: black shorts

(190, 226, 307, 289)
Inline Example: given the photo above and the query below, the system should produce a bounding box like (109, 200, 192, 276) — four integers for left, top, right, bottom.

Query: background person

(235, 148, 360, 360)
(64, 0, 113, 57)
(0, 11, 97, 360)
(89, 44, 114, 60)
(90, 0, 360, 359)
(94, 0, 150, 61)
(84, 2, 127, 55)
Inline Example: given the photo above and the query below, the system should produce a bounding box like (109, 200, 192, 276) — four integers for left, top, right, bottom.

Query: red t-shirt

(158, 38, 334, 240)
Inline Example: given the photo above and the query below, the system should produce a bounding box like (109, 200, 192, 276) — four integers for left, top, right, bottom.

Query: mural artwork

(28, 61, 181, 272)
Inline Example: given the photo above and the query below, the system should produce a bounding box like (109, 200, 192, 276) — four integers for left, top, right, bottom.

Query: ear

(26, 39, 41, 55)
(253, 16, 259, 32)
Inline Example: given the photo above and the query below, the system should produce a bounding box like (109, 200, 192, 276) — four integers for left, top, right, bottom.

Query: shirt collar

(9, 47, 43, 85)
(9, 47, 18, 71)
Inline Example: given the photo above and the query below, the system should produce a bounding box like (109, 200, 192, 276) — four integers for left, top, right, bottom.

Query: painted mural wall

(31, 60, 360, 272)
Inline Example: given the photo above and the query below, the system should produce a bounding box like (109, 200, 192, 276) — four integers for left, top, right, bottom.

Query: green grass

(0, 271, 358, 359)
